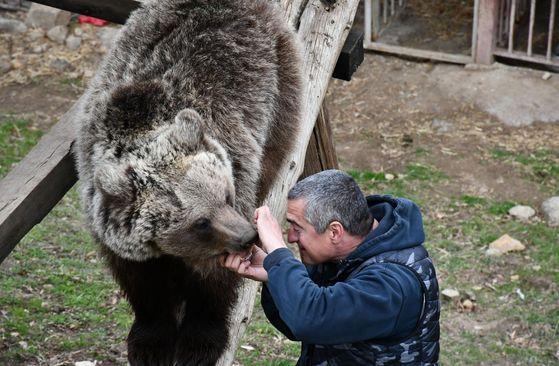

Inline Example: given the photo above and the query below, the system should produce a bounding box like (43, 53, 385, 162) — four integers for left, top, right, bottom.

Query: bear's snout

(214, 206, 258, 252)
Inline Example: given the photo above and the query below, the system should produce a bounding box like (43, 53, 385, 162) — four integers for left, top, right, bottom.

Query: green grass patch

(491, 148, 559, 192)
(405, 163, 448, 182)
(0, 118, 43, 177)
(0, 188, 132, 365)
(461, 195, 487, 206)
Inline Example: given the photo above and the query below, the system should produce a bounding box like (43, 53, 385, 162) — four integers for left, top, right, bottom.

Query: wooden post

(474, 0, 500, 64)
(302, 104, 339, 179)
(0, 99, 81, 263)
(220, 1, 359, 363)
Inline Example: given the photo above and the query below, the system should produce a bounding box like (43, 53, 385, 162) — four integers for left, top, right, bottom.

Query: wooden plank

(365, 41, 472, 64)
(314, 104, 339, 171)
(474, 0, 499, 64)
(221, 2, 359, 363)
(31, 0, 140, 25)
(302, 104, 338, 179)
(0, 98, 82, 264)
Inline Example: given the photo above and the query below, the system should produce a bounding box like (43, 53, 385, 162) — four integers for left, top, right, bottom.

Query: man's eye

(194, 218, 211, 231)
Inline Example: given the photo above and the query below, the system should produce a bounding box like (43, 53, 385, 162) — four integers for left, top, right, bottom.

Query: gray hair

(288, 170, 372, 237)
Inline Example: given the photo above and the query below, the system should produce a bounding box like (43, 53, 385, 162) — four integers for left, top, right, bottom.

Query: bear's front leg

(173, 319, 229, 366)
(173, 272, 239, 366)
(127, 317, 177, 366)
(103, 250, 186, 366)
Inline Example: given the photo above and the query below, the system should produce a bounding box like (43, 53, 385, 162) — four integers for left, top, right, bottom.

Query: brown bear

(73, 0, 301, 364)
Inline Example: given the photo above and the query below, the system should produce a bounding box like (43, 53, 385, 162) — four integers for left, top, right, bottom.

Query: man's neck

(333, 219, 379, 261)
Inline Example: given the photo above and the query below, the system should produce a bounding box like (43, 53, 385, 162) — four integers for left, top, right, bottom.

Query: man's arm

(261, 284, 299, 341)
(263, 249, 423, 345)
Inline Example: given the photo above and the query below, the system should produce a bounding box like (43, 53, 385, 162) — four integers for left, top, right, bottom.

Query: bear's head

(91, 107, 257, 273)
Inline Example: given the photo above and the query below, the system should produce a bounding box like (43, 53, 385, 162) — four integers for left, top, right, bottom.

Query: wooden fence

(0, 0, 361, 364)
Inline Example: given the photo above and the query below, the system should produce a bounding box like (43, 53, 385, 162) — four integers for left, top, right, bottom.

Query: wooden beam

(221, 1, 359, 364)
(474, 0, 500, 64)
(302, 104, 339, 179)
(31, 0, 140, 25)
(0, 99, 81, 264)
(365, 41, 473, 64)
(333, 28, 364, 81)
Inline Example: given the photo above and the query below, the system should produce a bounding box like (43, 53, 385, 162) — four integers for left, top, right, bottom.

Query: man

(223, 170, 440, 365)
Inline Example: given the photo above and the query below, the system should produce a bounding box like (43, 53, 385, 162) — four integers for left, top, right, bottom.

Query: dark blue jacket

(262, 195, 439, 365)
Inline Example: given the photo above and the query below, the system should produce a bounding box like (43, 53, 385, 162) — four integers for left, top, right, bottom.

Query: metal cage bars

(363, 0, 558, 67)
(495, 0, 558, 66)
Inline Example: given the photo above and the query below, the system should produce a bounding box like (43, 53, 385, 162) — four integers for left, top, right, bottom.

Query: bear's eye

(193, 218, 211, 231)
(226, 192, 233, 206)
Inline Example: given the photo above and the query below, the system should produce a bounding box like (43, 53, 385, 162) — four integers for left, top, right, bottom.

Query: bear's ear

(94, 163, 135, 203)
(105, 80, 165, 132)
(174, 108, 203, 148)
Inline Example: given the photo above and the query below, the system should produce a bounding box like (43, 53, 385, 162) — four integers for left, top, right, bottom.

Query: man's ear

(328, 221, 345, 244)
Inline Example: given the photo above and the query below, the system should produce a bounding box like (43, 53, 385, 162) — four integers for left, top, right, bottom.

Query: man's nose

(287, 227, 297, 243)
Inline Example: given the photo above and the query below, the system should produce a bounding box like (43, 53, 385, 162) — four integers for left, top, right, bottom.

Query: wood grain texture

(220, 1, 358, 364)
(0, 98, 82, 263)
(302, 104, 338, 180)
(474, 0, 499, 64)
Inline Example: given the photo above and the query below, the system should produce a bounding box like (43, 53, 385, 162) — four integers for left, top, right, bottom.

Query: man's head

(286, 170, 373, 264)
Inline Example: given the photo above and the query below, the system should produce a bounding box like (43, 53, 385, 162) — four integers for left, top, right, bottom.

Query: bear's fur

(74, 0, 301, 364)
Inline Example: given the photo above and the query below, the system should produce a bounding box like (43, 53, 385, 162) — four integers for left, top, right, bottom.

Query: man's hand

(221, 246, 269, 282)
(254, 205, 287, 254)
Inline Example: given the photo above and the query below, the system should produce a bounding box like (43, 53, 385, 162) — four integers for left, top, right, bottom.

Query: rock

(10, 59, 23, 70)
(31, 44, 48, 54)
(486, 234, 525, 256)
(97, 27, 121, 50)
(75, 361, 97, 366)
(431, 119, 454, 133)
(508, 205, 536, 220)
(464, 290, 477, 301)
(26, 3, 71, 31)
(74, 27, 84, 37)
(66, 35, 82, 50)
(485, 248, 502, 257)
(461, 299, 474, 311)
(50, 58, 74, 72)
(27, 28, 45, 41)
(47, 25, 68, 44)
(441, 288, 460, 300)
(542, 72, 552, 80)
(0, 17, 27, 34)
(541, 197, 559, 227)
(385, 173, 395, 181)
(0, 59, 11, 74)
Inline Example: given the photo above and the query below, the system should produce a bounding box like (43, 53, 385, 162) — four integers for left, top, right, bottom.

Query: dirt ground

(327, 55, 559, 203)
(1, 6, 559, 366)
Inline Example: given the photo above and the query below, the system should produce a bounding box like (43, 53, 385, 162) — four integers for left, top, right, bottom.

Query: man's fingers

(238, 260, 250, 275)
